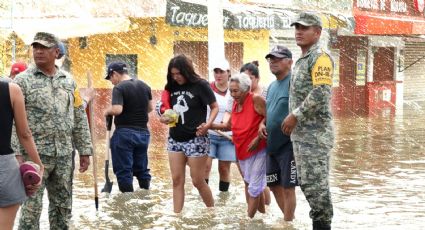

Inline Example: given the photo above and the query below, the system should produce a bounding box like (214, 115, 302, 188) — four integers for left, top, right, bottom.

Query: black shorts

(266, 143, 298, 188)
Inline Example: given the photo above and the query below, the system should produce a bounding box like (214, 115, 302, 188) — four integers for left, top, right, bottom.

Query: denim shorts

(208, 134, 236, 162)
(0, 154, 27, 207)
(167, 136, 210, 157)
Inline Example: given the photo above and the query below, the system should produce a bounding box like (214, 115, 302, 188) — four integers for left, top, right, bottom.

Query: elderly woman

(240, 61, 267, 97)
(160, 54, 218, 213)
(0, 81, 44, 229)
(212, 73, 267, 218)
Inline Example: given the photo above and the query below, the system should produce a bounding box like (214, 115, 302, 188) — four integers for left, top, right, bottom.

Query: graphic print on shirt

(173, 94, 189, 124)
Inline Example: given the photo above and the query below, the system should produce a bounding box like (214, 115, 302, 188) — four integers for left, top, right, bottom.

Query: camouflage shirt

(13, 65, 92, 157)
(289, 43, 334, 146)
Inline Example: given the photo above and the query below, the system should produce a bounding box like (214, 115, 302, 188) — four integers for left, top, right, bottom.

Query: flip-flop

(20, 161, 41, 196)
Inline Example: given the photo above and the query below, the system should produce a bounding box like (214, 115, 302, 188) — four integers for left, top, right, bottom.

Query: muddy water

(17, 105, 425, 230)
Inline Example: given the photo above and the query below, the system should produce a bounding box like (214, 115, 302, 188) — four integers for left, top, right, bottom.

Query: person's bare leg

(237, 163, 249, 203)
(247, 195, 261, 218)
(188, 156, 214, 207)
(283, 187, 296, 221)
(168, 152, 187, 213)
(257, 192, 266, 213)
(0, 204, 20, 230)
(264, 186, 271, 205)
(270, 185, 286, 215)
(204, 157, 213, 184)
(270, 185, 296, 221)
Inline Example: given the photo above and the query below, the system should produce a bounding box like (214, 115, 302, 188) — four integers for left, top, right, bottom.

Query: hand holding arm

(197, 102, 219, 136)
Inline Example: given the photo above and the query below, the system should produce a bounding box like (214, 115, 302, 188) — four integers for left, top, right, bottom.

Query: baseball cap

(10, 62, 28, 75)
(290, 12, 322, 28)
(105, 62, 128, 80)
(31, 32, 59, 48)
(265, 45, 292, 59)
(212, 59, 230, 71)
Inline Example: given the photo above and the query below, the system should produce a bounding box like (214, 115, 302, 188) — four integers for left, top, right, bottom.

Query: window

(105, 54, 138, 79)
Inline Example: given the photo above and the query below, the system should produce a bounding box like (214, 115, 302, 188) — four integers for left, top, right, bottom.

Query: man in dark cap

(282, 12, 335, 230)
(14, 32, 92, 229)
(259, 45, 298, 221)
(104, 62, 153, 193)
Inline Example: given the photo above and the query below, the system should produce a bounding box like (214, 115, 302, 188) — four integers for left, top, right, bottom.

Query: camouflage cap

(290, 12, 322, 28)
(31, 32, 59, 48)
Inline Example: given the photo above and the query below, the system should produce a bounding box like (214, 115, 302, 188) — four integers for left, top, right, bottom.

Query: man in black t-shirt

(104, 62, 153, 193)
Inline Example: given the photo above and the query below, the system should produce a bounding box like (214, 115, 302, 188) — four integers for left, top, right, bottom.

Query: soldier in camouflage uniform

(282, 13, 334, 230)
(13, 32, 92, 230)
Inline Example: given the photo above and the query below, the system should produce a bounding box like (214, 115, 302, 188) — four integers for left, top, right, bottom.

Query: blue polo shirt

(266, 73, 291, 154)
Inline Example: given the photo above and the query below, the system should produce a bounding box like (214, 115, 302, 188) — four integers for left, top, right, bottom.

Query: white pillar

(395, 45, 405, 116)
(208, 0, 225, 81)
(367, 40, 374, 83)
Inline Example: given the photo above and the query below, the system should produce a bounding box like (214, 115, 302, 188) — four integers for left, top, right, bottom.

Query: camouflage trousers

(18, 154, 73, 230)
(292, 141, 333, 225)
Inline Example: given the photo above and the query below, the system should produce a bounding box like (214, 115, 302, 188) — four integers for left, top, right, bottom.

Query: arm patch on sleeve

(74, 88, 83, 108)
(311, 54, 333, 86)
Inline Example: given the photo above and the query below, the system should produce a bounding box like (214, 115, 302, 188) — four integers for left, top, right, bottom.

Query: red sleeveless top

(231, 92, 266, 160)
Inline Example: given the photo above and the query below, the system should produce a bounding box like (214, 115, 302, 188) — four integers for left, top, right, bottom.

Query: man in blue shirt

(259, 45, 298, 221)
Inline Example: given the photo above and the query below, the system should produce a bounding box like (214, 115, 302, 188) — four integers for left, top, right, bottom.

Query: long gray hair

(230, 73, 251, 92)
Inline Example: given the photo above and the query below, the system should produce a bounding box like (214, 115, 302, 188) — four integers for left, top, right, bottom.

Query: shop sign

(355, 0, 409, 14)
(166, 0, 291, 30)
(292, 0, 353, 13)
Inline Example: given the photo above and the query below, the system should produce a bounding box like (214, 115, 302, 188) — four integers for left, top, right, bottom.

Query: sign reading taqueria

(166, 0, 291, 30)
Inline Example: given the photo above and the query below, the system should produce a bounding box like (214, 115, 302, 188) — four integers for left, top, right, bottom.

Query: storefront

(334, 0, 425, 116)
(402, 37, 425, 106)
(68, 0, 285, 133)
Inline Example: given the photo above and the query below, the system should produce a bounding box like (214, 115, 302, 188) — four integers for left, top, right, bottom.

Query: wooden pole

(87, 71, 99, 210)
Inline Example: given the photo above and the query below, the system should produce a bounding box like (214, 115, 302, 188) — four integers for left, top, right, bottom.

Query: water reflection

(18, 105, 425, 230)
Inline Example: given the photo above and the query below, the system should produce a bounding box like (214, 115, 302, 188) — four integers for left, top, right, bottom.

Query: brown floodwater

(16, 104, 425, 230)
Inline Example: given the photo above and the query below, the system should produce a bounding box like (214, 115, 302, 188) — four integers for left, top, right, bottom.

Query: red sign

(414, 0, 425, 12)
(354, 0, 409, 15)
(354, 0, 425, 34)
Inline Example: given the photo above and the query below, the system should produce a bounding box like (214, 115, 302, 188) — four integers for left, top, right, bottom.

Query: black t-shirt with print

(169, 79, 216, 142)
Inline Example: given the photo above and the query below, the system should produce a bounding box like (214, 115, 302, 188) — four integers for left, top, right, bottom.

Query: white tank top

(207, 87, 233, 136)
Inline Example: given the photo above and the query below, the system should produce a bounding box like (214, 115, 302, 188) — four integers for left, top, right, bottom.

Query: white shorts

(239, 148, 267, 197)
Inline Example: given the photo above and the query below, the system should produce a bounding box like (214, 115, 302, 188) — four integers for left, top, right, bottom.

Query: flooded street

(16, 104, 425, 230)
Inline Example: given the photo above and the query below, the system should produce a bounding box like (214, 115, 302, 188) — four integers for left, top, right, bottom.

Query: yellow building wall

(0, 32, 31, 77)
(69, 17, 270, 90)
(224, 29, 272, 86)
